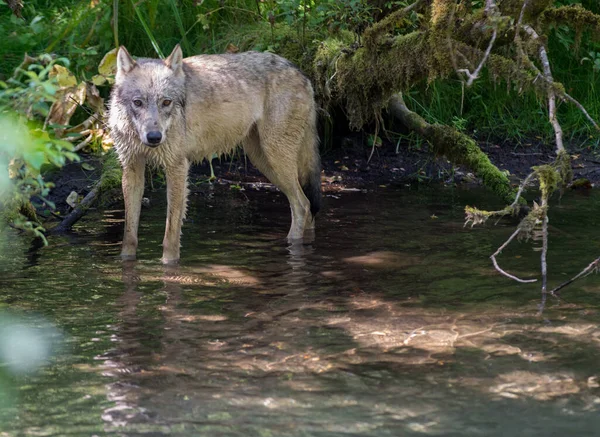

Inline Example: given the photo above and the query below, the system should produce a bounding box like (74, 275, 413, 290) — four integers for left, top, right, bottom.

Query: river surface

(1, 185, 600, 436)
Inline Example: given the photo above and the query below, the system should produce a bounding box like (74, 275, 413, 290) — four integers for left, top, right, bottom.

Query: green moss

(498, 0, 553, 20)
(221, 21, 323, 76)
(540, 5, 600, 40)
(517, 202, 546, 241)
(555, 149, 572, 189)
(534, 164, 561, 199)
(363, 2, 421, 46)
(428, 125, 516, 204)
(99, 150, 121, 191)
(391, 94, 517, 203)
(328, 31, 432, 129)
(313, 35, 353, 104)
(98, 150, 122, 206)
(530, 151, 571, 200)
(464, 204, 514, 226)
(429, 0, 456, 81)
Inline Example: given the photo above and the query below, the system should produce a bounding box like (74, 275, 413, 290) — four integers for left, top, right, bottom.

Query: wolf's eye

(133, 99, 143, 107)
(162, 99, 172, 107)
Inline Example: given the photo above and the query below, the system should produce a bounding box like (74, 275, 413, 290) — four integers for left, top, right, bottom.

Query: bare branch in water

(549, 257, 600, 296)
(490, 227, 538, 284)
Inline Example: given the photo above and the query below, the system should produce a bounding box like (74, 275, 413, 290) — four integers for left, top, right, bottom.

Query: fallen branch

(464, 172, 534, 228)
(51, 185, 99, 233)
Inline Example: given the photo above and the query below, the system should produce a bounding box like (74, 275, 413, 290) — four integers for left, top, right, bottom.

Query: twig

(511, 172, 535, 208)
(457, 28, 497, 86)
(510, 152, 544, 156)
(519, 23, 600, 153)
(561, 92, 600, 131)
(401, 0, 426, 15)
(367, 118, 381, 164)
(515, 0, 528, 38)
(64, 112, 104, 133)
(549, 256, 600, 296)
(490, 227, 538, 283)
(457, 0, 498, 86)
(514, 3, 565, 154)
(487, 171, 538, 283)
(73, 134, 95, 152)
(540, 205, 549, 293)
(491, 171, 535, 225)
(520, 25, 564, 154)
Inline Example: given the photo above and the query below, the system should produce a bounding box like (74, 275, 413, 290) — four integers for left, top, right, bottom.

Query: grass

(402, 26, 600, 149)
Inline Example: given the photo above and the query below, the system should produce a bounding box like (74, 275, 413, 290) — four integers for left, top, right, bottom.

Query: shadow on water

(2, 186, 600, 435)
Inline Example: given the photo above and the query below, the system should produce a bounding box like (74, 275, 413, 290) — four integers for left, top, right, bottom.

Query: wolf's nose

(146, 131, 162, 145)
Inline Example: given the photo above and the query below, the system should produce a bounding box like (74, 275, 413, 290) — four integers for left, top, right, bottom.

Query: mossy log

(388, 93, 517, 204)
(311, 27, 523, 201)
(308, 2, 600, 202)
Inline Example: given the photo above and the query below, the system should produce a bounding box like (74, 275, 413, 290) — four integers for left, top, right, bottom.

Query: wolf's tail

(300, 114, 322, 217)
(301, 157, 321, 217)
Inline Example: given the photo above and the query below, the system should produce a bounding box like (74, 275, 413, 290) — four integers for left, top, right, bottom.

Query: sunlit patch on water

(2, 187, 600, 435)
(0, 312, 62, 375)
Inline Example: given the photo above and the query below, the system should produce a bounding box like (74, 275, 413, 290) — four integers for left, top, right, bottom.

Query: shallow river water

(1, 185, 600, 436)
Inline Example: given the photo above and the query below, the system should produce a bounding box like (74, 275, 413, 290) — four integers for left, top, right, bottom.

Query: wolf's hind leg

(243, 128, 311, 241)
(162, 158, 190, 264)
(121, 157, 146, 260)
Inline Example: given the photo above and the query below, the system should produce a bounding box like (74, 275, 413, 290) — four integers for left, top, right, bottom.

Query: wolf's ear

(165, 44, 183, 75)
(117, 46, 136, 76)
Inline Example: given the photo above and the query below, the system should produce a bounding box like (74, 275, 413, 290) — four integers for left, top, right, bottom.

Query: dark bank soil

(45, 135, 600, 216)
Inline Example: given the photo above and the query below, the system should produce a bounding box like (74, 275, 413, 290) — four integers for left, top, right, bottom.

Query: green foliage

(0, 54, 69, 117)
(0, 1, 113, 79)
(0, 57, 79, 243)
(0, 115, 78, 243)
(98, 149, 121, 201)
(314, 0, 377, 36)
(2, 0, 600, 154)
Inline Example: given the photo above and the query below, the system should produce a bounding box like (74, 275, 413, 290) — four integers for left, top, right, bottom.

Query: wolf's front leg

(162, 159, 190, 264)
(121, 157, 146, 260)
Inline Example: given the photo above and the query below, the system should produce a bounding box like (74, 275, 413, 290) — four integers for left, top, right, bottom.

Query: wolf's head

(113, 45, 186, 148)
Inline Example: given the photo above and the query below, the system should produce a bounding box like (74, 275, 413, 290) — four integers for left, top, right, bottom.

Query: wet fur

(108, 45, 321, 263)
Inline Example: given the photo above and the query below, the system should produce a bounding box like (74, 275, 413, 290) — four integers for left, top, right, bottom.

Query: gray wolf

(108, 45, 321, 264)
